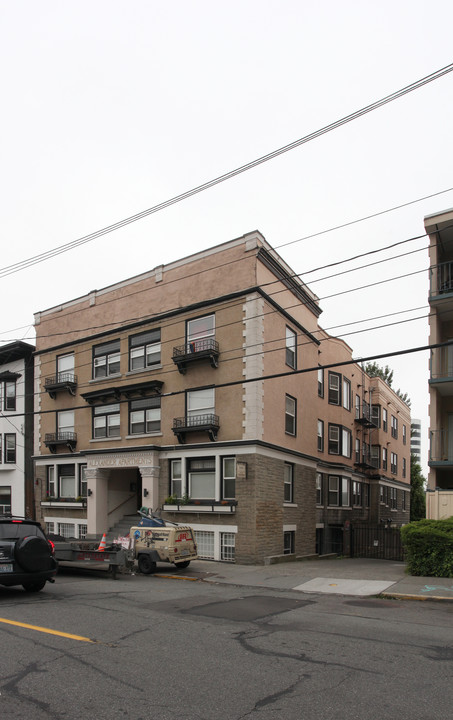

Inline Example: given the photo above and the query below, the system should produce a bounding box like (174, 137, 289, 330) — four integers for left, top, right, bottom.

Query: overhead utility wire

(1, 63, 452, 280)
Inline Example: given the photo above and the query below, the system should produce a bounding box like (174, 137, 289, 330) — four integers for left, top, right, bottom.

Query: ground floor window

(194, 530, 215, 559)
(220, 532, 235, 562)
(46, 519, 87, 539)
(0, 486, 11, 513)
(283, 530, 295, 555)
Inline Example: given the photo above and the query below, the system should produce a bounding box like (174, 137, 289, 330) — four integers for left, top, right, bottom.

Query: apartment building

(425, 207, 453, 519)
(410, 418, 422, 463)
(32, 231, 411, 562)
(0, 341, 35, 516)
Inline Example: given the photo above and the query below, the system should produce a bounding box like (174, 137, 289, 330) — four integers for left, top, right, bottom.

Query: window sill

(41, 501, 86, 508)
(126, 366, 162, 376)
(125, 433, 162, 440)
(283, 503, 297, 508)
(89, 373, 122, 384)
(163, 501, 237, 514)
(90, 437, 122, 443)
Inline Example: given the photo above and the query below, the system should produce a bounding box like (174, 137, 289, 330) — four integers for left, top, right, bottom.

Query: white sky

(2, 0, 453, 477)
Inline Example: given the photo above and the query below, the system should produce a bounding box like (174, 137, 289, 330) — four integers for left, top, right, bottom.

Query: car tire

(174, 560, 190, 569)
(22, 579, 47, 592)
(14, 536, 53, 573)
(138, 554, 156, 575)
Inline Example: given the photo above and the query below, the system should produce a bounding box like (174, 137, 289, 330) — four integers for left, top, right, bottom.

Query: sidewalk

(175, 557, 453, 601)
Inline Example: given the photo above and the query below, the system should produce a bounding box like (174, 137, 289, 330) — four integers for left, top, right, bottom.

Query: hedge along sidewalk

(401, 518, 453, 579)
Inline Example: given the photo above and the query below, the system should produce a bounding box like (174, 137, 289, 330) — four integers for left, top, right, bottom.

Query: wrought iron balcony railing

(172, 338, 219, 374)
(44, 431, 77, 453)
(44, 373, 78, 398)
(172, 413, 220, 443)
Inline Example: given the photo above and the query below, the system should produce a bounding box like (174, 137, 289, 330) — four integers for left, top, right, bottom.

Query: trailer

(52, 540, 133, 579)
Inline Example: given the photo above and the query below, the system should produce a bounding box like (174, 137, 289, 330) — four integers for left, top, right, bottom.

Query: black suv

(0, 515, 58, 592)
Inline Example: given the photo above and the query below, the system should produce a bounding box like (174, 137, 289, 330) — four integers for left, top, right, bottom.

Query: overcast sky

(2, 1, 453, 476)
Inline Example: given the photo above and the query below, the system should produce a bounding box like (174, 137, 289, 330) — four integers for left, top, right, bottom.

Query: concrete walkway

(172, 557, 453, 601)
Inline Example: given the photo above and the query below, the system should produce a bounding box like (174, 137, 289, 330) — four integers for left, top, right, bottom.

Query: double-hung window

(316, 473, 323, 505)
(402, 457, 407, 478)
(170, 460, 182, 498)
(328, 475, 340, 505)
(58, 410, 74, 436)
(57, 353, 75, 381)
(352, 481, 362, 506)
(328, 425, 351, 457)
(58, 465, 76, 499)
(317, 420, 324, 452)
(285, 395, 296, 435)
(371, 404, 380, 427)
(129, 329, 161, 371)
(342, 378, 351, 410)
(129, 397, 161, 434)
(318, 367, 324, 397)
(390, 452, 398, 474)
(93, 340, 121, 378)
(4, 434, 16, 463)
(222, 457, 236, 499)
(188, 457, 215, 500)
(187, 388, 215, 422)
(284, 463, 294, 503)
(355, 438, 360, 463)
(187, 314, 215, 352)
(93, 404, 120, 438)
(382, 408, 388, 432)
(328, 372, 341, 405)
(402, 424, 407, 445)
(4, 381, 16, 411)
(391, 415, 398, 439)
(342, 428, 351, 458)
(285, 327, 297, 369)
(382, 446, 388, 470)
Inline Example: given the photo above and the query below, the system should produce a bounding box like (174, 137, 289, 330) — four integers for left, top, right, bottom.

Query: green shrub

(401, 518, 453, 577)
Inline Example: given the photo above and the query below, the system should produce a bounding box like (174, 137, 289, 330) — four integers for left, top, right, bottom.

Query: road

(0, 567, 452, 719)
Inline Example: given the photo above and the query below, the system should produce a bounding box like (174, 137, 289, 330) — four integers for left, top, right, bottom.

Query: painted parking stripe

(0, 617, 94, 643)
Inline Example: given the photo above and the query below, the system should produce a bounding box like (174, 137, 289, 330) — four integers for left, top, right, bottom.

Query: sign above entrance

(88, 451, 158, 468)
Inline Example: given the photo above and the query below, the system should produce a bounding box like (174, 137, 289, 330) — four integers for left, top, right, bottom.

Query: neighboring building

(411, 418, 422, 463)
(32, 231, 411, 562)
(425, 207, 453, 519)
(0, 341, 35, 517)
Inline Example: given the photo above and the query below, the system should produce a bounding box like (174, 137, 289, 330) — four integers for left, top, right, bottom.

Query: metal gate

(350, 524, 405, 561)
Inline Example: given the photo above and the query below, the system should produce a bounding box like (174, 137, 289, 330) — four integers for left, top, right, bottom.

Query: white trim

(283, 524, 297, 532)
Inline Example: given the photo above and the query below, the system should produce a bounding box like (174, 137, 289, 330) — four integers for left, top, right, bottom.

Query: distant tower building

(411, 418, 421, 463)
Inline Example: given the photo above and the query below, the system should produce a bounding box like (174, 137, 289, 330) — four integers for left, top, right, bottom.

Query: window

(371, 404, 380, 427)
(355, 394, 360, 419)
(391, 415, 398, 439)
(402, 457, 407, 478)
(317, 420, 324, 452)
(328, 425, 340, 454)
(188, 457, 215, 499)
(79, 465, 87, 498)
(328, 425, 350, 457)
(355, 438, 360, 463)
(187, 314, 215, 351)
(129, 397, 161, 434)
(221, 532, 235, 562)
(318, 367, 324, 397)
(316, 473, 323, 505)
(58, 410, 74, 435)
(371, 445, 380, 469)
(283, 531, 295, 555)
(170, 460, 183, 498)
(187, 387, 215, 419)
(58, 523, 75, 539)
(390, 487, 397, 509)
(364, 484, 370, 507)
(194, 530, 215, 559)
(284, 463, 294, 503)
(402, 491, 407, 511)
(382, 447, 388, 471)
(285, 395, 296, 435)
(222, 457, 236, 499)
(285, 326, 297, 369)
(4, 381, 16, 411)
(382, 408, 388, 432)
(342, 477, 350, 506)
(390, 452, 398, 474)
(57, 353, 74, 380)
(343, 378, 351, 410)
(342, 428, 351, 458)
(129, 329, 161, 371)
(328, 372, 341, 405)
(328, 476, 339, 505)
(47, 467, 56, 498)
(352, 481, 362, 506)
(93, 404, 120, 438)
(93, 340, 120, 378)
(58, 465, 76, 498)
(4, 434, 16, 464)
(403, 424, 407, 445)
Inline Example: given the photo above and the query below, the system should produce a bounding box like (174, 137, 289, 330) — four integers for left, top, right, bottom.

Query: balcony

(172, 339, 220, 374)
(430, 347, 453, 395)
(430, 261, 453, 313)
(354, 453, 379, 471)
(44, 373, 78, 399)
(172, 414, 220, 443)
(429, 429, 453, 465)
(354, 401, 378, 428)
(44, 432, 77, 453)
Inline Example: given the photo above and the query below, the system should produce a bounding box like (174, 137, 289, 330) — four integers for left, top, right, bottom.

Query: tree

(364, 362, 394, 387)
(410, 455, 426, 522)
(395, 389, 411, 407)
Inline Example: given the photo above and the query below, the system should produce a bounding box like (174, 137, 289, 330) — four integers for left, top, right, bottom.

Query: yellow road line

(0, 617, 94, 643)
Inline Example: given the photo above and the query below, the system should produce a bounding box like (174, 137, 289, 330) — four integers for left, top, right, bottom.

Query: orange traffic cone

(97, 533, 107, 552)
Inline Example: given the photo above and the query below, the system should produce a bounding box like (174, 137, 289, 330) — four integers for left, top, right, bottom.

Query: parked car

(0, 515, 58, 592)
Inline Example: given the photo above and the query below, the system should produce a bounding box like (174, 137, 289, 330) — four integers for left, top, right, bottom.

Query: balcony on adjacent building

(44, 432, 77, 453)
(172, 339, 220, 374)
(429, 346, 453, 395)
(429, 429, 453, 465)
(172, 413, 220, 443)
(44, 373, 78, 399)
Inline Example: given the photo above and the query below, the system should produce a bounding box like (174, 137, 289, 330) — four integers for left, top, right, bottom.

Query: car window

(0, 523, 43, 540)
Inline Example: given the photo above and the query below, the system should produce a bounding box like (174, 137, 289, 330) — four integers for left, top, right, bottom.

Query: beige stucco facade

(32, 230, 411, 563)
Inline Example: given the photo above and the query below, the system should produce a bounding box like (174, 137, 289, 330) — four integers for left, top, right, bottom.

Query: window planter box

(163, 500, 237, 514)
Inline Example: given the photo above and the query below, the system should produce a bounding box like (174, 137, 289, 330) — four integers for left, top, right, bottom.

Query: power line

(1, 64, 452, 280)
